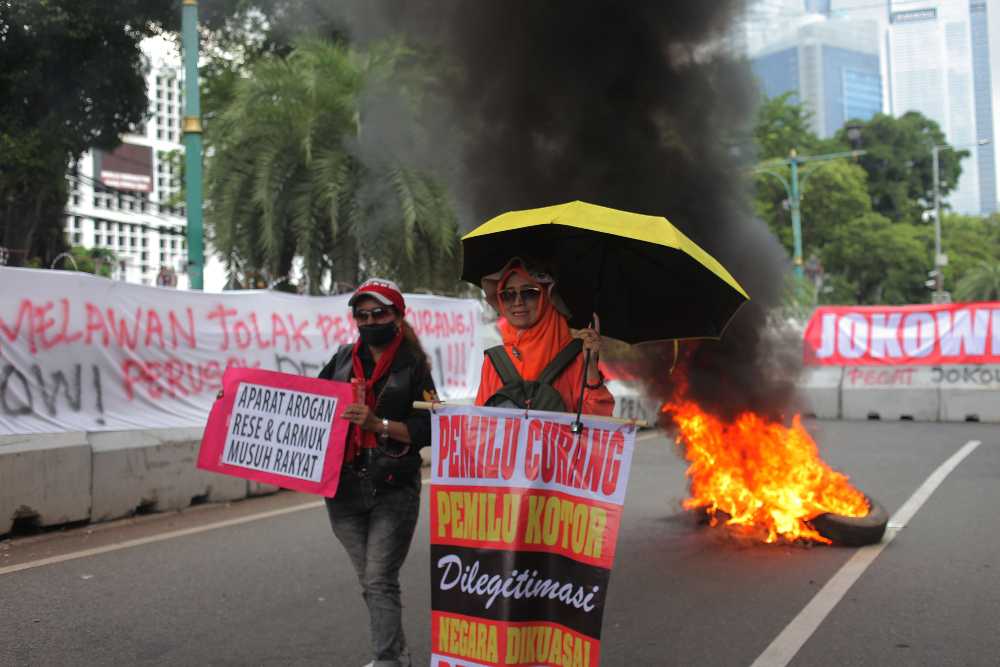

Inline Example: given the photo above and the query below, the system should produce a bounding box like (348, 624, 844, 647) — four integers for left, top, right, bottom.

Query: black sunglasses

(498, 287, 542, 305)
(353, 306, 394, 323)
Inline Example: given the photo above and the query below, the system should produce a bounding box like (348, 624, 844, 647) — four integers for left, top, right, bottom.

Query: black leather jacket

(318, 341, 436, 493)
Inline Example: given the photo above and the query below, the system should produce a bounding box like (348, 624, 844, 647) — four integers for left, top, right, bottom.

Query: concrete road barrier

(797, 367, 843, 419)
(89, 427, 247, 522)
(247, 481, 282, 496)
(0, 432, 92, 535)
(608, 381, 660, 427)
(937, 365, 1000, 423)
(841, 366, 940, 421)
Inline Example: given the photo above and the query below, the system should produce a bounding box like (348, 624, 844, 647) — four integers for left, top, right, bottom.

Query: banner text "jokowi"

(803, 304, 1000, 366)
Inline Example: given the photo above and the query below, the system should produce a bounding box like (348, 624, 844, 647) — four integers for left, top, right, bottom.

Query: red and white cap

(349, 278, 405, 313)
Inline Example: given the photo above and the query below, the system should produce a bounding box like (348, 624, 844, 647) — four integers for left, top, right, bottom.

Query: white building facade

(63, 37, 226, 290)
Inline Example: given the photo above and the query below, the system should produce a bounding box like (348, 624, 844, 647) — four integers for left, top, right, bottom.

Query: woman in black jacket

(319, 278, 436, 667)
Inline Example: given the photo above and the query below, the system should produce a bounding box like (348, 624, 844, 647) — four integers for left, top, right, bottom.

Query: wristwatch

(379, 418, 390, 441)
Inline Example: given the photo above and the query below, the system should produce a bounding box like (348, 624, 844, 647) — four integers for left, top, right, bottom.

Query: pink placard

(197, 367, 353, 497)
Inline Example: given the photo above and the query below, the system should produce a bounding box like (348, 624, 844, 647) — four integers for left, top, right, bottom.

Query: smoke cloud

(336, 1, 800, 420)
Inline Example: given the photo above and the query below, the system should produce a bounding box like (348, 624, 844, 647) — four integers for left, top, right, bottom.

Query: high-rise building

(62, 38, 225, 288)
(767, 0, 1000, 215)
(887, 1, 995, 214)
(741, 0, 809, 56)
(969, 1, 996, 214)
(804, 0, 832, 16)
(751, 16, 883, 138)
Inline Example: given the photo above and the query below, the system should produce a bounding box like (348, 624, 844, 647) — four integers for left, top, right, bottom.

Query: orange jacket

(477, 265, 615, 416)
(474, 351, 615, 416)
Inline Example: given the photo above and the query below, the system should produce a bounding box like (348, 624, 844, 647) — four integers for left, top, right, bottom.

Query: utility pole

(931, 144, 944, 300)
(181, 0, 204, 290)
(929, 139, 990, 303)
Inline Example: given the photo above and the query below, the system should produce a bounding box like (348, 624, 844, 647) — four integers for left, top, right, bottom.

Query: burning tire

(812, 495, 888, 547)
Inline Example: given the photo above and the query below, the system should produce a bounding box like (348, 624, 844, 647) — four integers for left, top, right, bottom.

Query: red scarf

(347, 330, 404, 461)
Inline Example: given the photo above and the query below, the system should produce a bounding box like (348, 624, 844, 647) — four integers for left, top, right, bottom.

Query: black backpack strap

(485, 345, 523, 386)
(538, 339, 583, 386)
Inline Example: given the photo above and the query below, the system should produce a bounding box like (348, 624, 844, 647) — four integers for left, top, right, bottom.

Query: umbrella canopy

(461, 200, 749, 344)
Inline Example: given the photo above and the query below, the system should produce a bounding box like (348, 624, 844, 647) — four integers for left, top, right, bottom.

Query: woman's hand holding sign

(341, 403, 381, 432)
(340, 403, 414, 445)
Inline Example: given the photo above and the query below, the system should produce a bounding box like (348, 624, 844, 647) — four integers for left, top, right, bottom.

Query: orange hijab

(496, 267, 574, 380)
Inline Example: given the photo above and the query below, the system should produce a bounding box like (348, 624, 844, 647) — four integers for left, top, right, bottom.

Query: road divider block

(90, 428, 247, 522)
(840, 366, 939, 421)
(247, 481, 282, 496)
(797, 367, 843, 419)
(608, 381, 660, 427)
(937, 365, 1000, 423)
(0, 432, 92, 535)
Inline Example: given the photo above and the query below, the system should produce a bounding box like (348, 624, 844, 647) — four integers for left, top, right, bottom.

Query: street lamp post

(930, 138, 990, 302)
(788, 151, 803, 277)
(754, 146, 866, 277)
(181, 0, 204, 290)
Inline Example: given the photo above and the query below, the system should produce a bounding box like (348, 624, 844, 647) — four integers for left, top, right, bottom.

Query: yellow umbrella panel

(461, 200, 749, 343)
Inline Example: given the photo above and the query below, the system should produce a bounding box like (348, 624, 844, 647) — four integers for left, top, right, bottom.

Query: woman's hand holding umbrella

(573, 312, 603, 387)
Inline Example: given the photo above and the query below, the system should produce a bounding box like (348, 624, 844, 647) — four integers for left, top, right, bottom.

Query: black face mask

(359, 322, 398, 347)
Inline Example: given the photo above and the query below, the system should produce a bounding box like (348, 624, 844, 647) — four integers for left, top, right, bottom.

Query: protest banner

(803, 303, 1000, 366)
(0, 266, 482, 435)
(196, 367, 352, 496)
(429, 404, 637, 667)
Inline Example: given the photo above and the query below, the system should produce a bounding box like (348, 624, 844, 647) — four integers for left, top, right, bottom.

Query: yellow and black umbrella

(461, 200, 749, 344)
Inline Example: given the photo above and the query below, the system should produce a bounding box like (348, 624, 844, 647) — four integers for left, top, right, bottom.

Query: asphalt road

(1, 420, 997, 667)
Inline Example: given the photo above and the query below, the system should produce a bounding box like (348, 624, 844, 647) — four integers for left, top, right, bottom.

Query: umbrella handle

(571, 348, 591, 434)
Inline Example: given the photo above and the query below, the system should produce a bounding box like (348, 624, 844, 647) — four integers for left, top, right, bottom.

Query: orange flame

(664, 392, 869, 545)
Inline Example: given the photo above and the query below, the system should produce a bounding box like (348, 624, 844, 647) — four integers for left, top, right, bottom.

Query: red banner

(803, 303, 1000, 366)
(197, 367, 352, 496)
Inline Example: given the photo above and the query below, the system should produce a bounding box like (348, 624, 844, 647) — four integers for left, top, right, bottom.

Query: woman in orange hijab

(475, 258, 614, 416)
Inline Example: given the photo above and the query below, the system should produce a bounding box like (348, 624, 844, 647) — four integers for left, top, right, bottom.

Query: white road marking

(0, 477, 434, 577)
(2, 430, 668, 577)
(0, 500, 324, 577)
(749, 439, 983, 667)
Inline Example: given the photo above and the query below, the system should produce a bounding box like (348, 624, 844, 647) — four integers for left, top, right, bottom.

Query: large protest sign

(0, 266, 481, 435)
(804, 303, 1000, 366)
(197, 368, 352, 496)
(429, 405, 636, 667)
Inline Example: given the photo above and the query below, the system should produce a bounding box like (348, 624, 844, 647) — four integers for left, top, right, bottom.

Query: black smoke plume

(338, 1, 800, 420)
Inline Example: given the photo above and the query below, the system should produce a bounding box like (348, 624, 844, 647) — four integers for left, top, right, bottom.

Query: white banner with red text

(0, 266, 481, 435)
(803, 303, 1000, 366)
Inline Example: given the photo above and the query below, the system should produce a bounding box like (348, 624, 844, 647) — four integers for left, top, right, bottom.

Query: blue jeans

(326, 471, 421, 667)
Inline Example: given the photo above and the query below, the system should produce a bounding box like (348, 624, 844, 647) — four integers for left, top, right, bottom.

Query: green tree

(44, 245, 117, 277)
(833, 112, 966, 223)
(752, 92, 822, 160)
(939, 213, 1000, 291)
(70, 246, 118, 277)
(821, 212, 930, 304)
(0, 0, 175, 266)
(206, 38, 459, 294)
(754, 154, 933, 305)
(755, 157, 872, 262)
(955, 260, 1000, 301)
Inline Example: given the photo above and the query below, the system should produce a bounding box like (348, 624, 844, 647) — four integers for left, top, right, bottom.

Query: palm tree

(206, 38, 459, 294)
(955, 260, 1000, 302)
